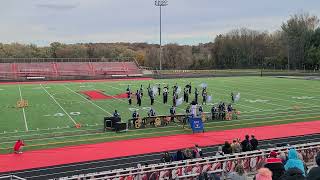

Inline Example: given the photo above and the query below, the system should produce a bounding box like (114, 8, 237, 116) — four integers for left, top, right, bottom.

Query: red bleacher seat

(0, 61, 141, 80)
(56, 62, 91, 76)
(16, 63, 55, 77)
(0, 63, 12, 78)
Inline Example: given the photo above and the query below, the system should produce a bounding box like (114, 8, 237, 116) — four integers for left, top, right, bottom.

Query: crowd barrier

(57, 142, 320, 180)
(0, 175, 26, 180)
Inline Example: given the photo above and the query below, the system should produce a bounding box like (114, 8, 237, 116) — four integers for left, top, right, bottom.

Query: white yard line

(204, 79, 289, 108)
(18, 85, 29, 131)
(2, 110, 320, 146)
(247, 78, 320, 93)
(227, 79, 318, 107)
(113, 84, 186, 112)
(237, 78, 320, 97)
(240, 105, 320, 114)
(40, 84, 77, 125)
(1, 104, 317, 136)
(63, 84, 113, 116)
(88, 83, 150, 113)
(180, 79, 264, 111)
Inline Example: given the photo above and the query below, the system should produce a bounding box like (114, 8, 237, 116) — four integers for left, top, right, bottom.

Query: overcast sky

(0, 0, 320, 46)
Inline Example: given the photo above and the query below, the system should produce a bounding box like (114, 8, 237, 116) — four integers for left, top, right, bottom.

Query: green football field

(0, 76, 320, 153)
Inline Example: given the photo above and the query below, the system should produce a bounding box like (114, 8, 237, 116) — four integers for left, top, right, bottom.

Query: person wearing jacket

(222, 141, 232, 154)
(255, 168, 272, 180)
(215, 146, 224, 156)
(175, 149, 185, 161)
(264, 151, 285, 180)
(280, 167, 305, 180)
(13, 139, 25, 154)
(284, 149, 306, 176)
(307, 152, 320, 180)
(227, 164, 248, 180)
(231, 139, 242, 153)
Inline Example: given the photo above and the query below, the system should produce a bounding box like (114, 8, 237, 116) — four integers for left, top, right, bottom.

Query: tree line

(0, 13, 319, 70)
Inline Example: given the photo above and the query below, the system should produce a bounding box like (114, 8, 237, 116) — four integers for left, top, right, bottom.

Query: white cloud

(0, 0, 320, 45)
(35, 2, 80, 10)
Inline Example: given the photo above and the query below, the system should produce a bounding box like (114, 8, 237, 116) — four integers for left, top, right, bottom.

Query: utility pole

(155, 0, 168, 71)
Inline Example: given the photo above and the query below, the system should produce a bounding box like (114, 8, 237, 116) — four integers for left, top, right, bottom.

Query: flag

(152, 86, 158, 96)
(207, 95, 212, 102)
(176, 97, 183, 106)
(176, 86, 182, 94)
(235, 93, 241, 102)
(199, 83, 207, 88)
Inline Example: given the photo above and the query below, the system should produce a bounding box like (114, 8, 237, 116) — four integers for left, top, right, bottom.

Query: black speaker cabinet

(104, 117, 121, 131)
(115, 122, 127, 132)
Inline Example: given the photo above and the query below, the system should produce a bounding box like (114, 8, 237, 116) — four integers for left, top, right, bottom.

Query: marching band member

(113, 110, 120, 118)
(170, 106, 176, 121)
(202, 88, 207, 105)
(194, 88, 199, 104)
(163, 87, 168, 104)
(148, 108, 156, 117)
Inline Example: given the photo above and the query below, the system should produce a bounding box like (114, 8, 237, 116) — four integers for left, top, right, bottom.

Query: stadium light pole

(155, 0, 168, 71)
(287, 45, 290, 72)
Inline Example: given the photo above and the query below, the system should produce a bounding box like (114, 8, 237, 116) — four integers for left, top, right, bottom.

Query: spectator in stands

(215, 146, 224, 156)
(284, 149, 306, 176)
(280, 167, 305, 180)
(307, 152, 320, 180)
(199, 172, 221, 180)
(227, 164, 248, 180)
(13, 139, 25, 154)
(192, 144, 203, 158)
(231, 139, 242, 153)
(250, 135, 259, 150)
(161, 152, 172, 163)
(175, 149, 185, 161)
(241, 135, 253, 152)
(222, 141, 232, 154)
(183, 148, 193, 159)
(297, 152, 308, 173)
(264, 151, 285, 180)
(279, 151, 288, 164)
(255, 168, 273, 180)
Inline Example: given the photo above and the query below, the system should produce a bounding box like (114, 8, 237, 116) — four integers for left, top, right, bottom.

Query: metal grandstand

(0, 57, 142, 80)
(57, 142, 320, 180)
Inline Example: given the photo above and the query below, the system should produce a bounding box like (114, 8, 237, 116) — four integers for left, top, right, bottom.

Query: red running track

(1, 120, 320, 173)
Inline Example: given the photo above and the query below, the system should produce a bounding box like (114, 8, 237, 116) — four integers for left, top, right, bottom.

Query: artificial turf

(0, 76, 319, 153)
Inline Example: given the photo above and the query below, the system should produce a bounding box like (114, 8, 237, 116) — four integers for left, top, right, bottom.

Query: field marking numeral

(45, 112, 81, 117)
(292, 96, 314, 100)
(245, 99, 269, 103)
(129, 108, 139, 112)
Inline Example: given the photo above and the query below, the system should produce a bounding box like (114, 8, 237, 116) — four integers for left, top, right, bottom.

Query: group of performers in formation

(123, 83, 237, 121)
(126, 83, 210, 107)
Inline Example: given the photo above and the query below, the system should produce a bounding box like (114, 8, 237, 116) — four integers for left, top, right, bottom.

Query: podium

(188, 117, 204, 133)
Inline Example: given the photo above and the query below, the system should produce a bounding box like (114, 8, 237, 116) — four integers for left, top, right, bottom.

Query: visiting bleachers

(16, 63, 55, 77)
(0, 63, 12, 79)
(0, 59, 142, 80)
(57, 142, 320, 180)
(56, 62, 92, 76)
